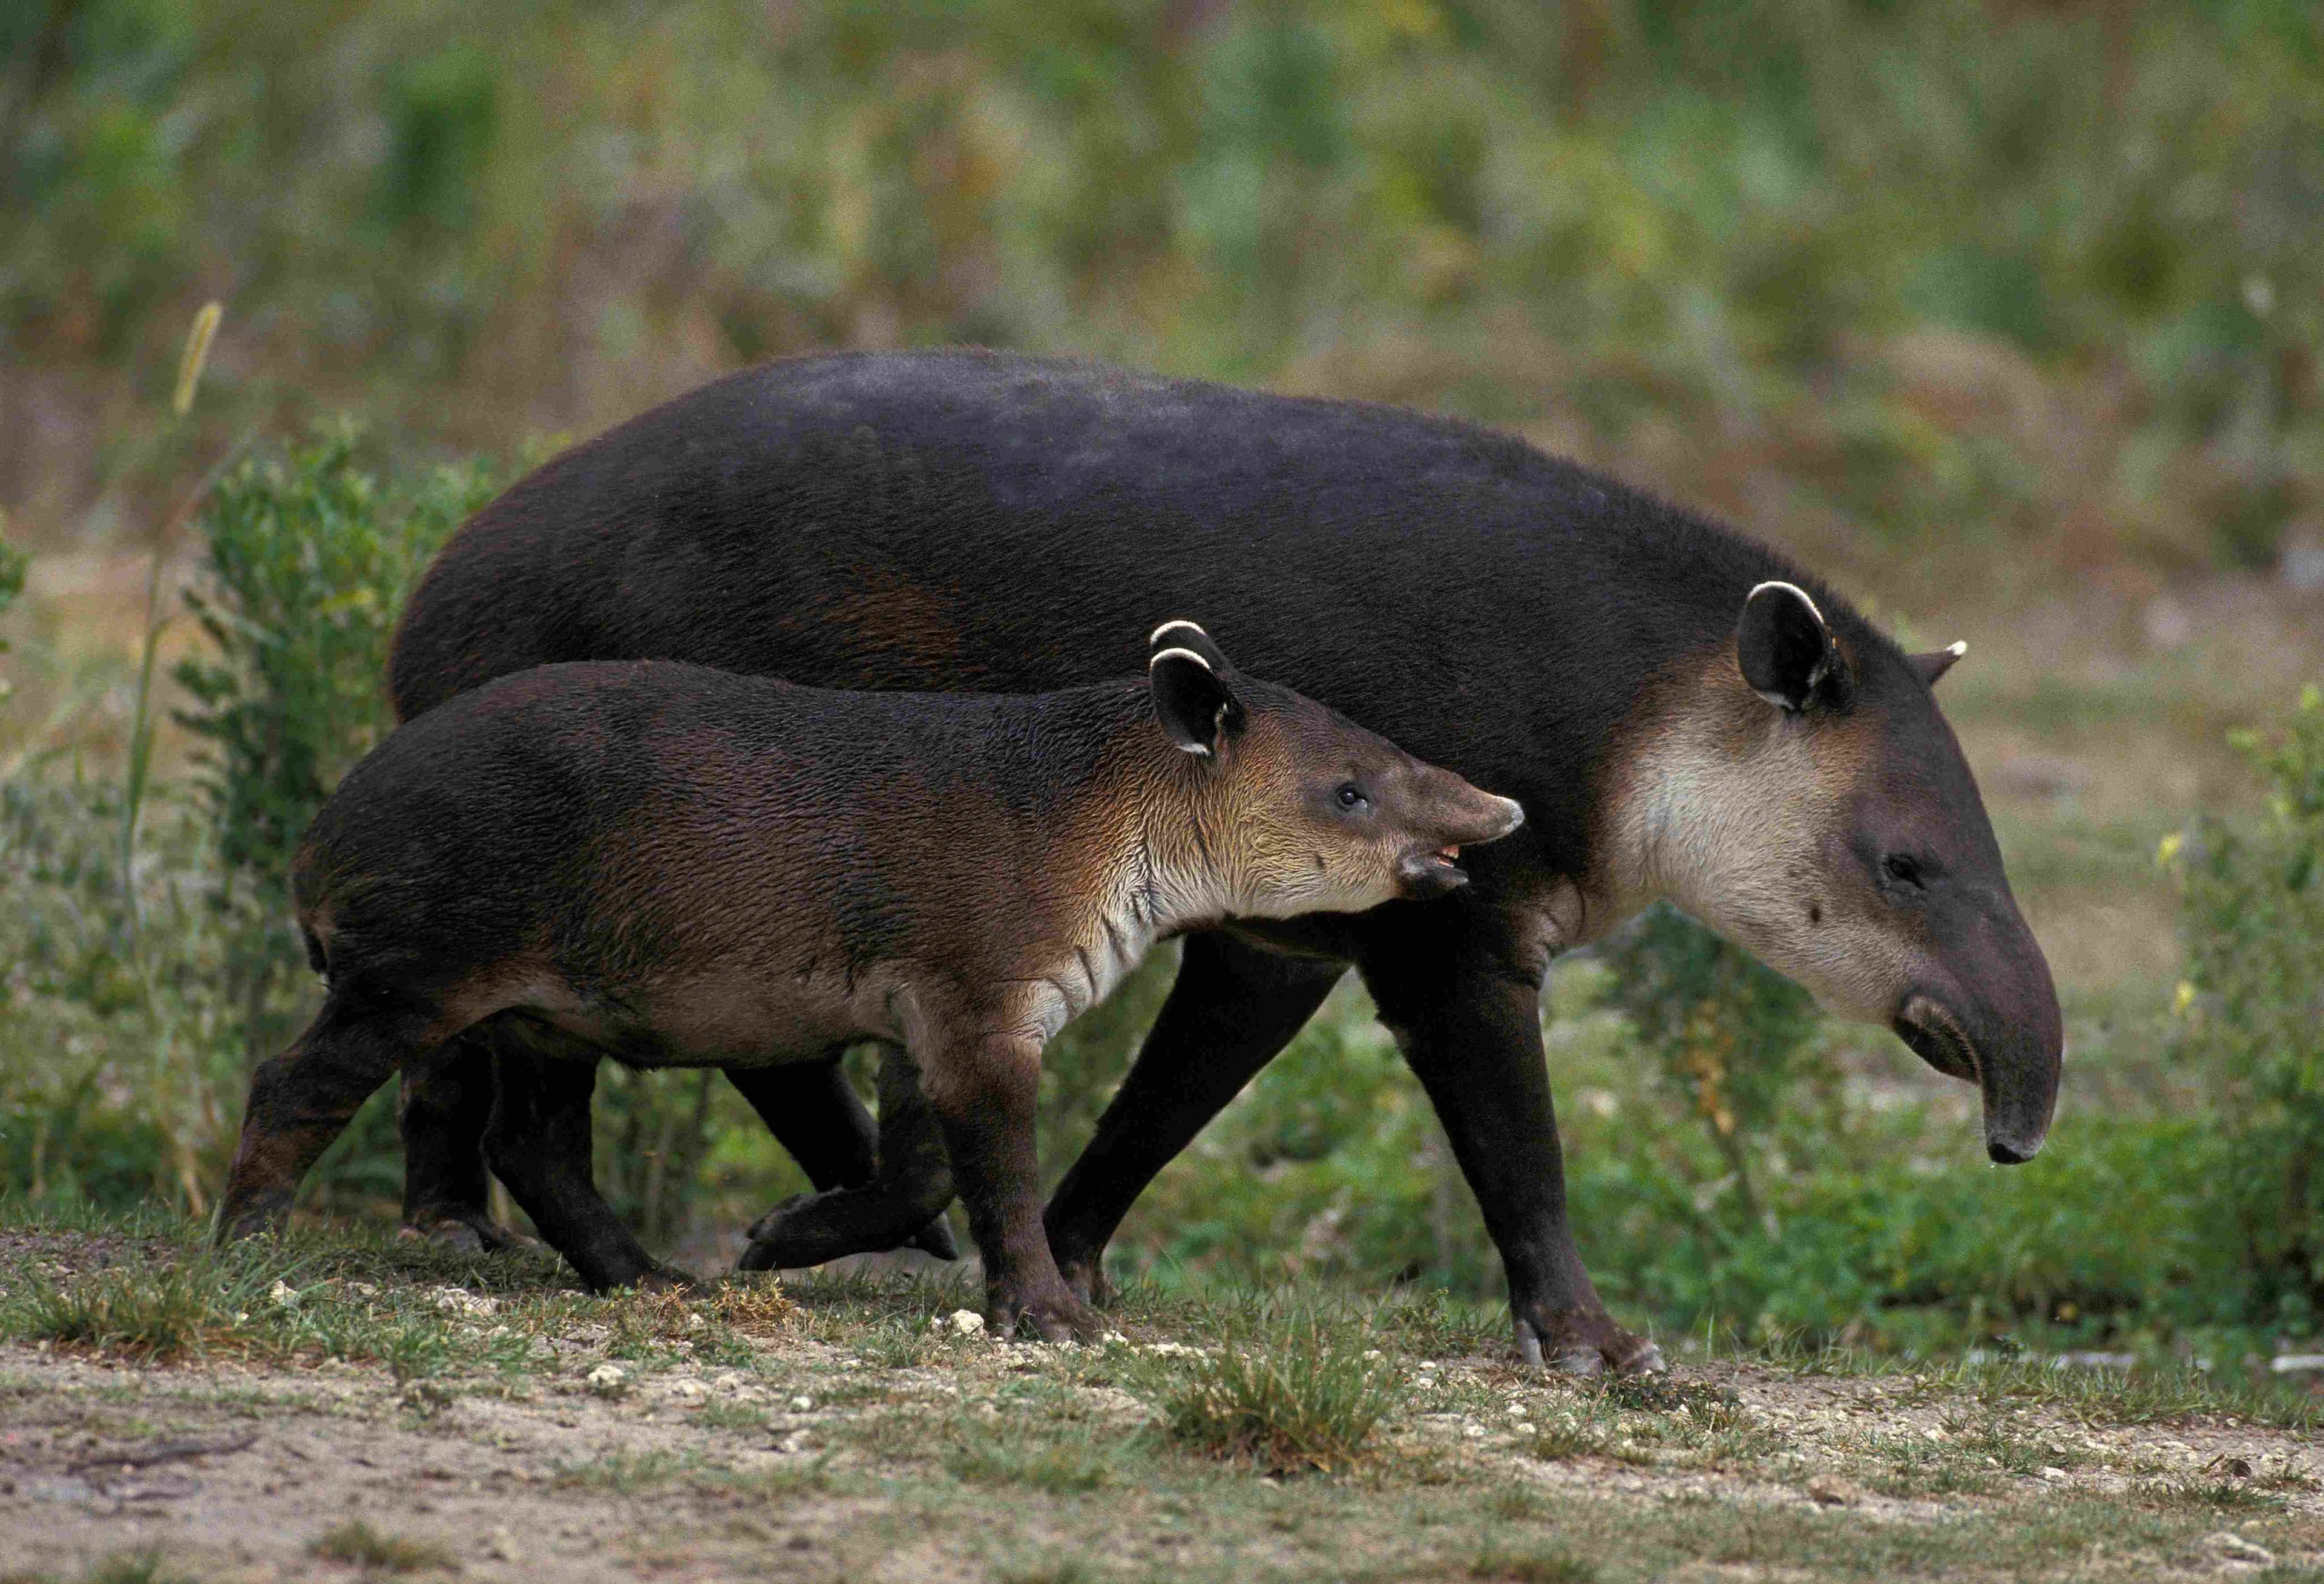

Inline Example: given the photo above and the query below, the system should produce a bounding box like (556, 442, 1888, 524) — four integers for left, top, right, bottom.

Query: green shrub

(1594, 903, 1831, 1239)
(173, 424, 504, 1061)
(2168, 683, 2324, 1331)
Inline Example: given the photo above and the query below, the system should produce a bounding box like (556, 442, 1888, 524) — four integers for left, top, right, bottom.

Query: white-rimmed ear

(1910, 641, 1967, 687)
(1737, 580, 1841, 713)
(1150, 645, 1242, 756)
(1147, 618, 1232, 675)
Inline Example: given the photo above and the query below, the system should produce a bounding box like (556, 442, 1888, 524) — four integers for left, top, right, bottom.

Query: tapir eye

(1883, 854, 1926, 888)
(1335, 784, 1369, 812)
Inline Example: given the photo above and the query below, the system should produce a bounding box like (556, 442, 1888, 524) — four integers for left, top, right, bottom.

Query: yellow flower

(2173, 981, 2196, 1016)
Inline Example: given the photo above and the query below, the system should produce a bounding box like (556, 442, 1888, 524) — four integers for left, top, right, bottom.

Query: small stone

(1511, 1421, 1536, 1435)
(948, 1310, 986, 1337)
(487, 1527, 520, 1562)
(2038, 1465, 2067, 1482)
(712, 1371, 745, 1392)
(432, 1287, 498, 1318)
(2205, 1532, 2274, 1566)
(789, 1395, 813, 1412)
(668, 1379, 708, 1403)
(585, 1363, 628, 1393)
(1362, 1349, 1384, 1360)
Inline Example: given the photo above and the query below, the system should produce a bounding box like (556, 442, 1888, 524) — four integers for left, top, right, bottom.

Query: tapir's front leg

(1361, 934, 1667, 1377)
(921, 1031, 1098, 1342)
(218, 996, 424, 1243)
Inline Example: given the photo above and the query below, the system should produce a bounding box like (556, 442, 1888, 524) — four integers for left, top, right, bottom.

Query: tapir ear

(1150, 646, 1244, 757)
(1910, 641, 1967, 687)
(1736, 580, 1845, 713)
(1147, 618, 1233, 676)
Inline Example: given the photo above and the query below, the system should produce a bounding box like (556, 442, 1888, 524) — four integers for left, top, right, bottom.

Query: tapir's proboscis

(214, 627, 1524, 1335)
(381, 350, 2064, 1372)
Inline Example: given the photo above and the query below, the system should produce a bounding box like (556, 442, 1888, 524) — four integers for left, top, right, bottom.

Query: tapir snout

(1893, 898, 2063, 1164)
(1394, 782, 1526, 898)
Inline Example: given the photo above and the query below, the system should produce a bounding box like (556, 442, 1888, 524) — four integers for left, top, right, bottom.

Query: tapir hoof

(1054, 1253, 1117, 1311)
(907, 1216, 960, 1262)
(738, 1194, 960, 1270)
(991, 1283, 1102, 1344)
(214, 1196, 292, 1247)
(399, 1208, 531, 1256)
(1514, 1313, 1666, 1376)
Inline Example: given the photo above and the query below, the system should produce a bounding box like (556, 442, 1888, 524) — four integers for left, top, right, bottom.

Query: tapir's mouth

(1398, 844, 1470, 897)
(1894, 994, 2048, 1165)
(1892, 1006, 1978, 1085)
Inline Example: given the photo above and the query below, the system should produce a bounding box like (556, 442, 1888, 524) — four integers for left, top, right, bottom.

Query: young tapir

(381, 350, 2066, 1375)
(214, 624, 1524, 1335)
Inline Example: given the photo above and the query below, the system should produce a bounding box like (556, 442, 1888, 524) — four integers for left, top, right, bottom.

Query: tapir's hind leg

(728, 1057, 960, 1262)
(217, 995, 429, 1244)
(737, 1049, 957, 1271)
(484, 1046, 691, 1294)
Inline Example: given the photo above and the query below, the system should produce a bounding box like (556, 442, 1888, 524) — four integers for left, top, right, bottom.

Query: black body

(385, 350, 2061, 1372)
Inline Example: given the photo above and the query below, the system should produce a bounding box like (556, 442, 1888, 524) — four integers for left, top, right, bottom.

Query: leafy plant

(1594, 903, 1828, 1238)
(0, 523, 24, 701)
(172, 424, 504, 1061)
(2167, 683, 2324, 1329)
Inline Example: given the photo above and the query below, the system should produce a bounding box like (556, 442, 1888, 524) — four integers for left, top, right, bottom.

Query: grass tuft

(1469, 1547, 1598, 1582)
(1136, 1305, 1402, 1474)
(4, 1252, 286, 1363)
(308, 1519, 458, 1573)
(82, 1553, 203, 1584)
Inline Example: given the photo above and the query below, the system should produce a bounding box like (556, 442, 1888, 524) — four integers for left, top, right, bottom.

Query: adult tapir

(384, 349, 2061, 1373)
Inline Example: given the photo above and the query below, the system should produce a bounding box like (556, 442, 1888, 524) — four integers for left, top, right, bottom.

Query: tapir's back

(302, 661, 1139, 1004)
(387, 352, 1838, 880)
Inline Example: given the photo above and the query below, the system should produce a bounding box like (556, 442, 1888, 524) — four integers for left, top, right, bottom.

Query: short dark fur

(217, 645, 1519, 1333)
(383, 351, 2061, 1371)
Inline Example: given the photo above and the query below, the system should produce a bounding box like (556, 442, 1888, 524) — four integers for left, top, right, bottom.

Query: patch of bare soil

(5, 1228, 2324, 1582)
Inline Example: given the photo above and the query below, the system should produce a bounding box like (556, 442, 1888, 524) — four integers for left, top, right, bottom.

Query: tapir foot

(908, 1216, 960, 1262)
(629, 1265, 701, 1295)
(399, 1206, 530, 1256)
(1054, 1251, 1117, 1311)
(990, 1280, 1102, 1344)
(1514, 1309, 1666, 1376)
(737, 1193, 960, 1271)
(214, 1191, 294, 1247)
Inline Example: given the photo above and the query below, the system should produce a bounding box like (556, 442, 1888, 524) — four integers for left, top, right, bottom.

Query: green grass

(1132, 1304, 1404, 1474)
(307, 1520, 459, 1573)
(1467, 1551, 1598, 1584)
(8, 1224, 2324, 1583)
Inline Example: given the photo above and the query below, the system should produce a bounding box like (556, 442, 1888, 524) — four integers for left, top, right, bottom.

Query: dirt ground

(3, 1226, 2322, 1583)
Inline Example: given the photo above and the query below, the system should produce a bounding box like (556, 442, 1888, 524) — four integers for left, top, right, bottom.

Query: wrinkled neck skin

(1114, 743, 1251, 938)
(1581, 646, 1914, 1027)
(996, 709, 1254, 1037)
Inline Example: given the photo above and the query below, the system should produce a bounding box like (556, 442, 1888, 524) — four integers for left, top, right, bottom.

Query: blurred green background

(7, 0, 2324, 1366)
